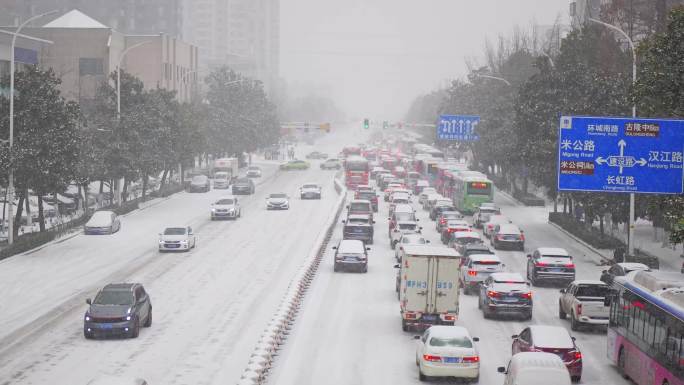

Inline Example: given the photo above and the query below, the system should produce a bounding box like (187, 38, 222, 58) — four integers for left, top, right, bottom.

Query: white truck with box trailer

(396, 245, 461, 331)
(212, 157, 239, 180)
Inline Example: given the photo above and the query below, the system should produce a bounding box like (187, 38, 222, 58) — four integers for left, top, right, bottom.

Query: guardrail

(237, 177, 347, 384)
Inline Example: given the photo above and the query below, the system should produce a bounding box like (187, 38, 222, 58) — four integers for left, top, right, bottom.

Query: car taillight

(520, 233, 525, 241)
(497, 234, 504, 240)
(487, 290, 501, 298)
(468, 270, 477, 276)
(448, 228, 455, 233)
(535, 262, 547, 267)
(576, 303, 582, 316)
(405, 312, 417, 319)
(443, 314, 456, 321)
(572, 351, 582, 360)
(440, 218, 447, 224)
(566, 262, 575, 268)
(423, 354, 442, 362)
(522, 292, 532, 299)
(462, 356, 480, 363)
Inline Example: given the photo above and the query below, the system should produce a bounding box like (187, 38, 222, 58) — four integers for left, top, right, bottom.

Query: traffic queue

(334, 141, 596, 384)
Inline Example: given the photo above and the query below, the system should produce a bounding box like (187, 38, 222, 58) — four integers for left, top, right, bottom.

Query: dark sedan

(232, 178, 255, 195)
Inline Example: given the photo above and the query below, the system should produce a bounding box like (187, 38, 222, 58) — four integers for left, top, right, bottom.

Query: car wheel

(84, 329, 93, 339)
(559, 302, 567, 319)
(144, 309, 152, 327)
(418, 369, 427, 382)
(391, 240, 398, 250)
(131, 317, 140, 338)
(333, 263, 339, 272)
(570, 313, 580, 331)
(477, 296, 482, 309)
(368, 238, 374, 245)
(362, 265, 368, 273)
(524, 310, 533, 321)
(402, 319, 409, 332)
(571, 375, 581, 383)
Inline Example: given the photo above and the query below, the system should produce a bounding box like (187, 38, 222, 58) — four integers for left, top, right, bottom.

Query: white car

(483, 214, 512, 238)
(390, 220, 421, 249)
(211, 196, 241, 220)
(246, 166, 262, 178)
(84, 210, 121, 235)
(158, 226, 196, 252)
(460, 254, 505, 295)
(418, 188, 438, 205)
(213, 171, 231, 189)
(300, 183, 322, 199)
(266, 193, 290, 210)
(395, 233, 430, 262)
(415, 325, 480, 382)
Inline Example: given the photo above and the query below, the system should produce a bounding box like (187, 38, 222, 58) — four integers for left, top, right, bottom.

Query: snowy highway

(0, 131, 356, 384)
(269, 187, 630, 385)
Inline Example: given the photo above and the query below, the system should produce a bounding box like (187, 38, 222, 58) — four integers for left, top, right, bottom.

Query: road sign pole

(590, 17, 638, 256)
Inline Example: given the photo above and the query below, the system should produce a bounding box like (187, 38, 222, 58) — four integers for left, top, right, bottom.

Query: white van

(497, 352, 571, 385)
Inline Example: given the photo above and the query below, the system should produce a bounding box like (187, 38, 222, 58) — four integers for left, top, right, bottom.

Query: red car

(511, 325, 582, 382)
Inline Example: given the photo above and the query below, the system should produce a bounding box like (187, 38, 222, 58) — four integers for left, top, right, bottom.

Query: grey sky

(280, 0, 569, 121)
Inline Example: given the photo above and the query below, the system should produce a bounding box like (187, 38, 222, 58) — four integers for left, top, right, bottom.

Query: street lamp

(6, 10, 58, 245)
(113, 40, 152, 206)
(589, 17, 638, 255)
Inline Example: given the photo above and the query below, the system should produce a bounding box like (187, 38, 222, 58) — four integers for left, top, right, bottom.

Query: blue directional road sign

(437, 115, 480, 141)
(557, 116, 684, 194)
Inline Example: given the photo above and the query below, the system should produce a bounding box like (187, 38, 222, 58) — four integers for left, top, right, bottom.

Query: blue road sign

(557, 116, 684, 194)
(437, 115, 480, 141)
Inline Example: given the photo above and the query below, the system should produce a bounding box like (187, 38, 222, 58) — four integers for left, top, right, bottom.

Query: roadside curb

(496, 189, 528, 207)
(237, 177, 347, 385)
(547, 221, 612, 264)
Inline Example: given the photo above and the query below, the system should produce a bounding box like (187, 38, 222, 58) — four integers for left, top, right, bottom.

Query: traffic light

(363, 118, 369, 129)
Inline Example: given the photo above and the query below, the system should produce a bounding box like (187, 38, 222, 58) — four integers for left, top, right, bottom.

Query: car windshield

(404, 237, 426, 244)
(456, 237, 481, 245)
(395, 213, 415, 221)
(575, 285, 610, 297)
(358, 192, 375, 199)
(542, 254, 571, 259)
(303, 184, 318, 189)
(192, 176, 206, 183)
(398, 223, 417, 230)
(235, 178, 249, 184)
(248, 166, 260, 170)
(164, 227, 186, 235)
(216, 199, 234, 205)
(429, 337, 472, 348)
(350, 203, 369, 211)
(270, 193, 287, 198)
(93, 290, 134, 306)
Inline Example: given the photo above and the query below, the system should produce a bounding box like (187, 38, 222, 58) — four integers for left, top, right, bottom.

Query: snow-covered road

(269, 188, 630, 385)
(0, 130, 358, 384)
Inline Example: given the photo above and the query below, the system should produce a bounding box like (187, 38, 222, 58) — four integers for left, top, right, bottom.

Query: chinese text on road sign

(557, 116, 684, 194)
(437, 115, 480, 142)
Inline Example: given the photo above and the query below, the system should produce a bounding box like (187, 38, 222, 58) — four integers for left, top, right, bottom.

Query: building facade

(14, 10, 198, 105)
(0, 0, 184, 38)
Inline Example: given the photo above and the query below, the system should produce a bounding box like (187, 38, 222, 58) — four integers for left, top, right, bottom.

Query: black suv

(342, 214, 375, 244)
(84, 283, 152, 339)
(232, 178, 255, 195)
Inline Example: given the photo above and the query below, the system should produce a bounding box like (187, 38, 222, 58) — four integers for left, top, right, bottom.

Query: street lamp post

(589, 17, 638, 255)
(113, 40, 152, 206)
(7, 10, 57, 245)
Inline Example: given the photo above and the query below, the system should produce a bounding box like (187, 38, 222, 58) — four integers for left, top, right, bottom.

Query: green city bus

(452, 175, 494, 214)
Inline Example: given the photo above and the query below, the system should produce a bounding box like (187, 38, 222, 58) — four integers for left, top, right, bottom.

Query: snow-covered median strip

(237, 177, 347, 384)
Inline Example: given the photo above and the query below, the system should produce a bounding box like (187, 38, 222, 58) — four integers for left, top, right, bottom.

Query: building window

(79, 58, 104, 76)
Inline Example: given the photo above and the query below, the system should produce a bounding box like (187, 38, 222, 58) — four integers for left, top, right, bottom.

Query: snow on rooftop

(43, 10, 108, 29)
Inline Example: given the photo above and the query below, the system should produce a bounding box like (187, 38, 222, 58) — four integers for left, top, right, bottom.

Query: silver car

(211, 197, 241, 220)
(266, 193, 290, 210)
(158, 226, 196, 252)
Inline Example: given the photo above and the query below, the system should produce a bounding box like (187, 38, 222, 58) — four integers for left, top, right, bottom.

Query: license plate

(99, 323, 113, 329)
(167, 244, 179, 248)
(422, 315, 437, 321)
(443, 357, 460, 363)
(353, 229, 364, 233)
(502, 297, 519, 302)
(549, 268, 563, 272)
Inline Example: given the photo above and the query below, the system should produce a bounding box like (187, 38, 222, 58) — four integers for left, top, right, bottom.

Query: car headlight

(126, 315, 132, 321)
(211, 208, 216, 212)
(180, 240, 188, 244)
(85, 315, 91, 321)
